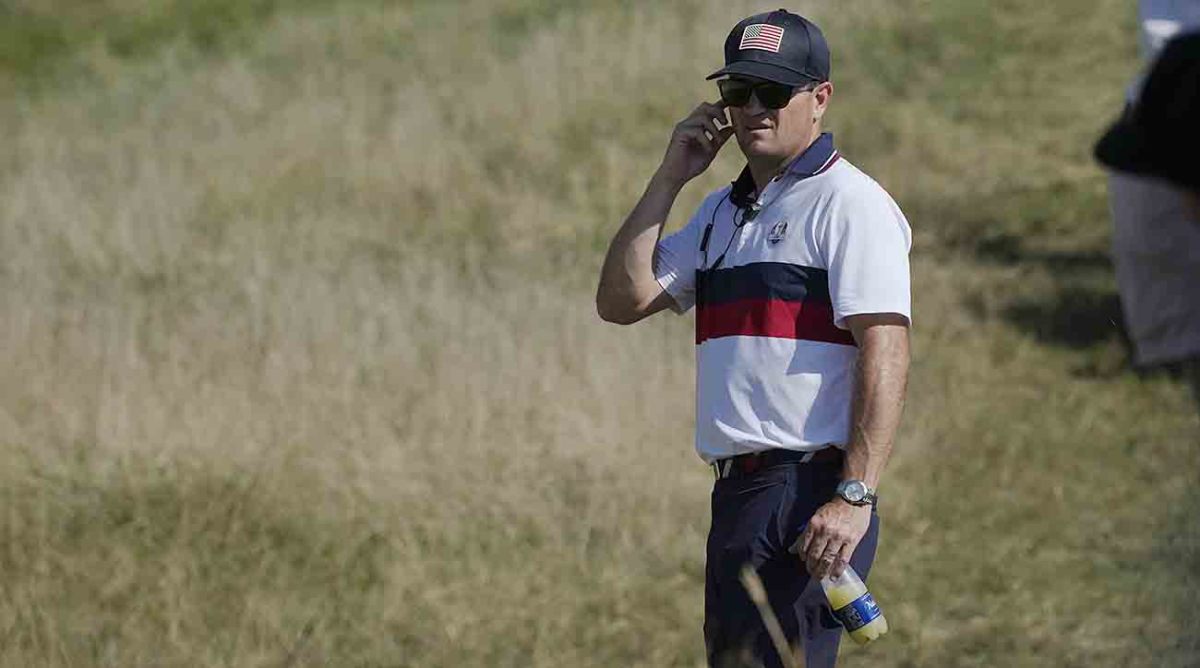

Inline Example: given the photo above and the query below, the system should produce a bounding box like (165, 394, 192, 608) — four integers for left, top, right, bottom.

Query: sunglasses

(717, 78, 817, 110)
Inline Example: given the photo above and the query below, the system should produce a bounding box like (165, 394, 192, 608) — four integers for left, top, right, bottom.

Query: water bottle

(819, 565, 888, 644)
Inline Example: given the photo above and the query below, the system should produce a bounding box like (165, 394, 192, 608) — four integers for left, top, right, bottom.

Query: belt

(712, 447, 843, 480)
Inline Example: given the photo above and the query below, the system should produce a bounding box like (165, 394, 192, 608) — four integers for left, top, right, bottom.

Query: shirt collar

(784, 132, 837, 177)
(729, 132, 837, 208)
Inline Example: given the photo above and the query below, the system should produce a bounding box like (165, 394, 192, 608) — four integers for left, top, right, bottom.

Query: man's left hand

(795, 499, 871, 579)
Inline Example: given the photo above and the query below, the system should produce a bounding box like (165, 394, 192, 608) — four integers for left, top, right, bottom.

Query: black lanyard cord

(700, 191, 748, 271)
(709, 213, 746, 270)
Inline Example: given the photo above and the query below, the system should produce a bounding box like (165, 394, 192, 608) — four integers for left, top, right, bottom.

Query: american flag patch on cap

(739, 24, 785, 52)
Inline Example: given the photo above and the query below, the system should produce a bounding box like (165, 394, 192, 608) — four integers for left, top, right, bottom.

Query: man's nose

(743, 91, 767, 116)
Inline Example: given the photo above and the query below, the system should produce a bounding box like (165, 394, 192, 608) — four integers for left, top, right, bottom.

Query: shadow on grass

(974, 232, 1114, 273)
(971, 233, 1200, 395)
(958, 230, 1133, 373)
(1002, 285, 1126, 351)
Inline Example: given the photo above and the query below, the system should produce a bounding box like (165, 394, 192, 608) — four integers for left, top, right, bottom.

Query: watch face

(842, 480, 867, 502)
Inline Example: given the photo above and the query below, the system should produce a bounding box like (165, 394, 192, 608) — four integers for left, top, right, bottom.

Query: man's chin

(738, 137, 782, 160)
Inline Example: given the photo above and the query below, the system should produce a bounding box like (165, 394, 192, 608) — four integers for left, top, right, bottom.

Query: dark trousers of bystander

(704, 453, 880, 668)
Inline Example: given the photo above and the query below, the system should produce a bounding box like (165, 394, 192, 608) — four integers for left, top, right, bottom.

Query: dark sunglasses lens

(718, 80, 753, 107)
(756, 83, 794, 109)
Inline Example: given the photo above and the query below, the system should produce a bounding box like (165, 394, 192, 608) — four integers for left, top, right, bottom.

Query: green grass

(0, 0, 1197, 666)
(1, 0, 291, 87)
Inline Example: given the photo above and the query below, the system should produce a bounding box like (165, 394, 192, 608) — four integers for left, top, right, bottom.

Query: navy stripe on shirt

(696, 262, 833, 307)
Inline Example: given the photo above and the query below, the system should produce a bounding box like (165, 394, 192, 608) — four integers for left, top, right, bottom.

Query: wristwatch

(835, 479, 878, 507)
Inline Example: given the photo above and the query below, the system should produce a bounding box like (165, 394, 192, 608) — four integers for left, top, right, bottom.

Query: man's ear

(813, 81, 834, 121)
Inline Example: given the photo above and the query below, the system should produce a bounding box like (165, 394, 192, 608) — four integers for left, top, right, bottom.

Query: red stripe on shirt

(696, 298, 857, 346)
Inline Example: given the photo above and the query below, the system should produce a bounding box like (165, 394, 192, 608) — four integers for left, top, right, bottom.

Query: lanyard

(699, 171, 793, 270)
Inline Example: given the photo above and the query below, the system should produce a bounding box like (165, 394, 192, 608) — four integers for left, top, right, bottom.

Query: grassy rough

(1, 0, 1197, 666)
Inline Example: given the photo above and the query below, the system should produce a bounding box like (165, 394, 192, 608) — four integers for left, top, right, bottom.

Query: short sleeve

(820, 183, 913, 329)
(654, 191, 723, 314)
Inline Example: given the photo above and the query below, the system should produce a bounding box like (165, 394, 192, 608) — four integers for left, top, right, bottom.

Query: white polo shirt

(654, 133, 912, 463)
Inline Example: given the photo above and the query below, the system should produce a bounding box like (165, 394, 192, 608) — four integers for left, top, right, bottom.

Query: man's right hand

(596, 102, 731, 325)
(658, 102, 735, 187)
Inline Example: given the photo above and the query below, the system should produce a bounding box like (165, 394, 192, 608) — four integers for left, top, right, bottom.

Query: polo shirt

(654, 133, 912, 463)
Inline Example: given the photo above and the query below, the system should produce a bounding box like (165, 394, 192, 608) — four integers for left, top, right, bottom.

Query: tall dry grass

(1, 0, 1197, 666)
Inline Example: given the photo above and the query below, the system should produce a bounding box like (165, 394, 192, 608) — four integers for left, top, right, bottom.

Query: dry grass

(1, 0, 1197, 666)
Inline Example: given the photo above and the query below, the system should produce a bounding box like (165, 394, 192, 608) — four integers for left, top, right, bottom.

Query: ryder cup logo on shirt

(768, 220, 788, 244)
(739, 24, 785, 52)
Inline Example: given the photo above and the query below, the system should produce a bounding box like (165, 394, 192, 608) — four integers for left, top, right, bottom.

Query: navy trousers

(704, 456, 880, 668)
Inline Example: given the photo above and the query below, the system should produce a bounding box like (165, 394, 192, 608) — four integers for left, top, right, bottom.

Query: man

(1094, 10, 1200, 411)
(595, 10, 911, 667)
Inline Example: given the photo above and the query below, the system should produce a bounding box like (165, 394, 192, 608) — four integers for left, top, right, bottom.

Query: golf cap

(707, 9, 831, 86)
(1095, 31, 1200, 192)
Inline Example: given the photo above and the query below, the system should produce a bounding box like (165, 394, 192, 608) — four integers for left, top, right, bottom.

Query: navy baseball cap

(1095, 31, 1200, 192)
(707, 9, 831, 86)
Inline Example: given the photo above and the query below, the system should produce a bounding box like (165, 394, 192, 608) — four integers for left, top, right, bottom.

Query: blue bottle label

(832, 592, 882, 631)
